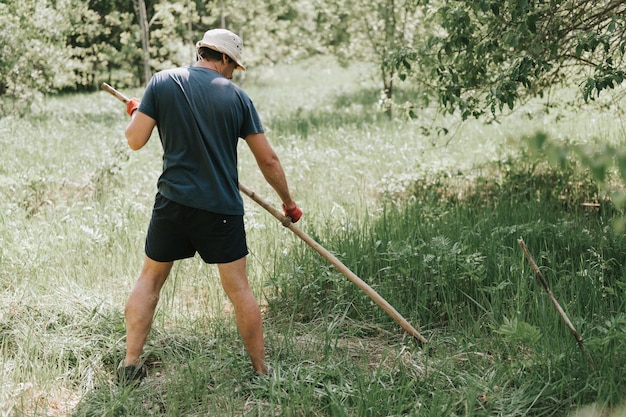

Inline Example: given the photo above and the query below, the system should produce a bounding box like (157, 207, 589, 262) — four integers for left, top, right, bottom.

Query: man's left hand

(283, 203, 302, 223)
(126, 98, 140, 117)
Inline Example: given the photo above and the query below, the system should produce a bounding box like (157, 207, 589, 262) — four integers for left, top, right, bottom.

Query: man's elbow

(256, 150, 281, 168)
(127, 140, 143, 151)
(125, 130, 145, 151)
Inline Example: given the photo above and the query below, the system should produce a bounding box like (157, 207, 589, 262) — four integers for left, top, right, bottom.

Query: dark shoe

(117, 362, 147, 387)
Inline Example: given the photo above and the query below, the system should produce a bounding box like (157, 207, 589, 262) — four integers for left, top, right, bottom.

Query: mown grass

(1, 56, 626, 416)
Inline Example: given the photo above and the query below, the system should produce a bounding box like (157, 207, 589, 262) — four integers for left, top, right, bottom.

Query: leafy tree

(314, 0, 426, 117)
(409, 0, 626, 120)
(0, 0, 321, 111)
(130, 0, 209, 80)
(69, 2, 139, 90)
(242, 0, 304, 63)
(0, 0, 78, 113)
(0, 0, 142, 112)
(196, 0, 318, 67)
(124, 0, 308, 84)
(145, 1, 214, 73)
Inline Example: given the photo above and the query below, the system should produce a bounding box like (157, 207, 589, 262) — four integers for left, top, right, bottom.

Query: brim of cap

(196, 42, 245, 70)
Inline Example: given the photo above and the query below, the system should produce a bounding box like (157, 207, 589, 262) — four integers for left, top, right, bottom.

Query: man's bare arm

(245, 133, 297, 209)
(125, 112, 156, 150)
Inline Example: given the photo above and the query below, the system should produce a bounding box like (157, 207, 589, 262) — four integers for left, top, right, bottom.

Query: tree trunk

(382, 65, 394, 118)
(134, 0, 151, 84)
(384, 80, 393, 119)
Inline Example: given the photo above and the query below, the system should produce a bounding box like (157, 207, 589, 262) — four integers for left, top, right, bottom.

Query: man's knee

(226, 285, 256, 307)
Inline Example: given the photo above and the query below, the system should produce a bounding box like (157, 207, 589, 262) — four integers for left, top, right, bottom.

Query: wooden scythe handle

(239, 182, 428, 345)
(101, 82, 130, 104)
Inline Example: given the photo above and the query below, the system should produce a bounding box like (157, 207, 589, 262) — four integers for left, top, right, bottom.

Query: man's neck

(195, 59, 221, 74)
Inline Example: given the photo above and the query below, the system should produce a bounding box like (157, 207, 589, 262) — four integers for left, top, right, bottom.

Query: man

(120, 28, 301, 384)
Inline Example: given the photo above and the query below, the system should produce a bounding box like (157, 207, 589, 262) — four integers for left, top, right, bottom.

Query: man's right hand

(126, 98, 140, 117)
(283, 203, 302, 223)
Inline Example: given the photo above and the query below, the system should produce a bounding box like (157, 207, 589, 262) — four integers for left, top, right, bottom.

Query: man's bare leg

(124, 257, 173, 367)
(218, 257, 267, 374)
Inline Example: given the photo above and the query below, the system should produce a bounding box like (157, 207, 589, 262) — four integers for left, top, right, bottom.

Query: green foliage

(0, 0, 144, 114)
(526, 131, 626, 231)
(0, 0, 79, 114)
(68, 3, 139, 90)
(410, 0, 626, 119)
(4, 0, 624, 122)
(313, 0, 426, 116)
(495, 316, 542, 347)
(0, 0, 323, 116)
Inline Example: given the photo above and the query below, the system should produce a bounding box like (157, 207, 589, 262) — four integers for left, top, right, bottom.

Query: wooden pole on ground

(517, 238, 595, 370)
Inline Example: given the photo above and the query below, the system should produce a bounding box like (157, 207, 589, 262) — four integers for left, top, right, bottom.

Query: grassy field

(1, 57, 626, 416)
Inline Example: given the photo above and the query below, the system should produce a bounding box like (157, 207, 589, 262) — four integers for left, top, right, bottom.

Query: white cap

(196, 29, 245, 70)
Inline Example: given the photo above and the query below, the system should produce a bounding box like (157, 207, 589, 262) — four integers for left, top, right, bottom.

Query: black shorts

(145, 193, 248, 263)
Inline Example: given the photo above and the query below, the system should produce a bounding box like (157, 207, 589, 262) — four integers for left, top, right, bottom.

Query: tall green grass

(1, 56, 625, 416)
(268, 152, 626, 414)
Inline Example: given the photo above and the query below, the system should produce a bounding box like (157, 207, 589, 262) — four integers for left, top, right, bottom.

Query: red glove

(283, 202, 302, 223)
(126, 98, 140, 117)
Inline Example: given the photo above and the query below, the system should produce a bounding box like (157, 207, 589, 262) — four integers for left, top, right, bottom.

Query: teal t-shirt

(138, 66, 263, 215)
